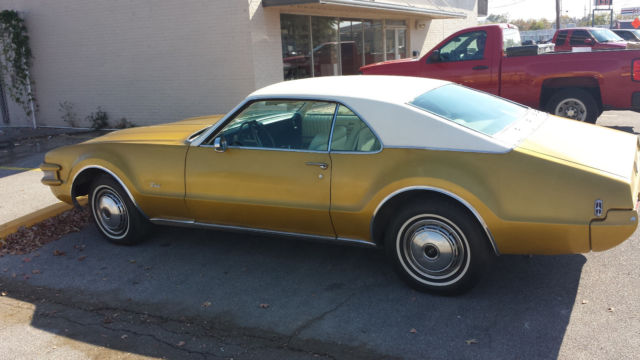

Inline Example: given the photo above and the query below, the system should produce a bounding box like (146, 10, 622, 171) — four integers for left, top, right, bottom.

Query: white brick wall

(0, 0, 478, 127)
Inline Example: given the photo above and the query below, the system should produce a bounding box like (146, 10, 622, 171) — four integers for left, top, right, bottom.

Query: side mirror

(427, 50, 441, 63)
(213, 136, 227, 153)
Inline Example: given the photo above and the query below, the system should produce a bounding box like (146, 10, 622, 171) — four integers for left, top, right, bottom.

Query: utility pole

(556, 0, 561, 29)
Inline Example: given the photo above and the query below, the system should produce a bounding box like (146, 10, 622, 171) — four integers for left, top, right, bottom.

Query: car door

(184, 99, 335, 237)
(569, 30, 592, 50)
(418, 30, 498, 94)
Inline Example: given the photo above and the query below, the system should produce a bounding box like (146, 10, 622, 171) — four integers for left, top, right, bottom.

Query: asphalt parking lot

(1, 111, 639, 359)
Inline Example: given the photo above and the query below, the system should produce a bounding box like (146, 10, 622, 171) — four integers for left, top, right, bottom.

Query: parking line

(0, 166, 40, 171)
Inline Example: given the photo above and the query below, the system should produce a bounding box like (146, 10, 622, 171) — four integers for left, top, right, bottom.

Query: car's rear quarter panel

(331, 147, 633, 254)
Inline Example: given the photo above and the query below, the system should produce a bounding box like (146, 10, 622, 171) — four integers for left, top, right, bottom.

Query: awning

(262, 0, 467, 19)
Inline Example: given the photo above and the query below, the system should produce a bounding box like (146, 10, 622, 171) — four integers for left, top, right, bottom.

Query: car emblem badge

(594, 199, 603, 217)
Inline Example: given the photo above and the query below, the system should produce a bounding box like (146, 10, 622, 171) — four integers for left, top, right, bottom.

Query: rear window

(555, 31, 567, 45)
(502, 28, 522, 50)
(409, 84, 528, 136)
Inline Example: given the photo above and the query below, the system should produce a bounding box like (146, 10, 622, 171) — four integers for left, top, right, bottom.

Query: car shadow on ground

(0, 225, 586, 359)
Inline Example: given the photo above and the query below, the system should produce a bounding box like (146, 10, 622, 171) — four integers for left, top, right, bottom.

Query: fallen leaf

(77, 256, 87, 261)
(53, 250, 65, 256)
(259, 303, 270, 309)
(201, 301, 212, 308)
(31, 269, 41, 274)
(581, 300, 588, 304)
(409, 328, 417, 334)
(607, 307, 615, 312)
(177, 341, 186, 347)
(465, 339, 479, 345)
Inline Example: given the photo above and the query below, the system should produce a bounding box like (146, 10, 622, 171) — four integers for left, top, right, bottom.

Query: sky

(485, 0, 640, 20)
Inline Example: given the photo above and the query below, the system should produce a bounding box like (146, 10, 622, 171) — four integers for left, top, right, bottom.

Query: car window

(614, 30, 632, 41)
(502, 28, 522, 50)
(409, 84, 528, 136)
(555, 31, 567, 45)
(590, 28, 623, 42)
(216, 100, 336, 151)
(437, 31, 487, 62)
(570, 30, 590, 45)
(330, 105, 381, 152)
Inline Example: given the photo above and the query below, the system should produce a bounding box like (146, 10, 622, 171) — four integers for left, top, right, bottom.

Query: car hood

(84, 115, 224, 145)
(517, 116, 638, 180)
(360, 57, 417, 72)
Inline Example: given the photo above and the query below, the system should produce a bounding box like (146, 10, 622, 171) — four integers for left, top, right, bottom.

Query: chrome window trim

(329, 103, 384, 154)
(371, 186, 500, 255)
(71, 165, 149, 219)
(150, 218, 378, 248)
(199, 145, 329, 154)
(383, 145, 513, 155)
(192, 96, 384, 154)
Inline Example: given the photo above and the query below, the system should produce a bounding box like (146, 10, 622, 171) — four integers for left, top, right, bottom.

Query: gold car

(41, 76, 639, 294)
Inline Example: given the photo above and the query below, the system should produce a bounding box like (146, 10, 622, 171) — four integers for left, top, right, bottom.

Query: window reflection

(280, 15, 406, 79)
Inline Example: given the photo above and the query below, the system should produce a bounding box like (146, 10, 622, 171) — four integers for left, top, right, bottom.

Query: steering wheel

(239, 120, 275, 148)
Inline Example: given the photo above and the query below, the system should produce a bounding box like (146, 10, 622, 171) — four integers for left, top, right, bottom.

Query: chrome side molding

(149, 218, 378, 248)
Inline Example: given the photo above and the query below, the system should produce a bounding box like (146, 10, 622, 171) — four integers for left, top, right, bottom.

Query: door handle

(472, 65, 488, 70)
(305, 162, 328, 170)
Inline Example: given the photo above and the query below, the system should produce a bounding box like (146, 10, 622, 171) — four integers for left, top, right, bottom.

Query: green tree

(485, 14, 509, 24)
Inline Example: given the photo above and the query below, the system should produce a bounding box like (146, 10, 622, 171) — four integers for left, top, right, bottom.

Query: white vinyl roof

(250, 75, 448, 105)
(249, 76, 516, 154)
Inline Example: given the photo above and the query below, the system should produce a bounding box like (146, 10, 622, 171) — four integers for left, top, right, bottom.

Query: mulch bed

(0, 206, 91, 256)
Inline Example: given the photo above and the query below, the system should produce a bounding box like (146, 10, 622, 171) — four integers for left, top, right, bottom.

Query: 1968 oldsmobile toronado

(41, 76, 640, 294)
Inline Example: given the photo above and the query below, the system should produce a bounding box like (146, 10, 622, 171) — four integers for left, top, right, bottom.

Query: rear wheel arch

(370, 187, 498, 255)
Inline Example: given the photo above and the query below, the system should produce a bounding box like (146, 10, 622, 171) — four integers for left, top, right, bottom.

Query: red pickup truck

(361, 24, 640, 123)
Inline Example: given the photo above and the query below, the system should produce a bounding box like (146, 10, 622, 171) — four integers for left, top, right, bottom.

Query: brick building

(0, 0, 486, 127)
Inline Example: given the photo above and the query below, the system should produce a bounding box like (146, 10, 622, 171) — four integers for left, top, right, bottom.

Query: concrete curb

(0, 198, 88, 245)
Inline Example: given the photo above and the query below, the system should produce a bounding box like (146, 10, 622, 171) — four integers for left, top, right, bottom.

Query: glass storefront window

(339, 20, 364, 75)
(364, 20, 384, 65)
(281, 14, 311, 80)
(280, 15, 406, 80)
(312, 17, 339, 77)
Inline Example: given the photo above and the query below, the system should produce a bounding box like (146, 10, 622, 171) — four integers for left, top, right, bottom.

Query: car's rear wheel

(546, 88, 599, 124)
(385, 200, 493, 295)
(90, 174, 149, 245)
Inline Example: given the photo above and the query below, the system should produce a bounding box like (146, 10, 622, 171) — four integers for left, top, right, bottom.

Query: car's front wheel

(89, 174, 149, 245)
(385, 200, 493, 295)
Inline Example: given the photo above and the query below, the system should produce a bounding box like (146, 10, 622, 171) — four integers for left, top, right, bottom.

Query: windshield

(409, 84, 528, 136)
(502, 28, 522, 50)
(590, 29, 624, 42)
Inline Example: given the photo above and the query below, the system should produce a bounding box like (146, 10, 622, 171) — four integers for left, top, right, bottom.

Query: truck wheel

(546, 88, 599, 124)
(90, 174, 150, 245)
(384, 199, 494, 295)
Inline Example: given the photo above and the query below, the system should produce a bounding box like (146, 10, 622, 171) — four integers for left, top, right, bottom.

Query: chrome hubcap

(555, 98, 587, 121)
(93, 186, 128, 238)
(400, 216, 466, 280)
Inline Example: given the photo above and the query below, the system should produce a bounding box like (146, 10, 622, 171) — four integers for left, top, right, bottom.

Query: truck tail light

(634, 59, 640, 81)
